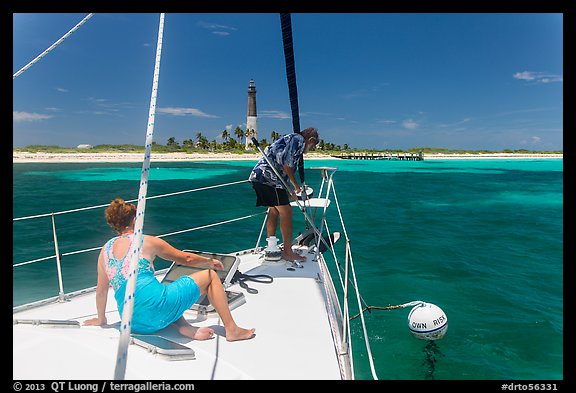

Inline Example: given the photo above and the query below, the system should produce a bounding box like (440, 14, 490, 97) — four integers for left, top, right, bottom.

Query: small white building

(77, 144, 93, 149)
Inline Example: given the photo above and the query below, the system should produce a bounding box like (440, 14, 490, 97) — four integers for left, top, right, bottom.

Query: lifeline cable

(113, 13, 165, 380)
(13, 13, 94, 79)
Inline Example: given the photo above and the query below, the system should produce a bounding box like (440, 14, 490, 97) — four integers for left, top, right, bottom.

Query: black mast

(280, 13, 305, 184)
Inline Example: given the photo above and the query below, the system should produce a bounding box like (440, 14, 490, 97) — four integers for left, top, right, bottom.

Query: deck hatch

(131, 334, 196, 361)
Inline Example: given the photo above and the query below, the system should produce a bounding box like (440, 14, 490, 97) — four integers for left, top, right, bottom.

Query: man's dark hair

(301, 127, 319, 140)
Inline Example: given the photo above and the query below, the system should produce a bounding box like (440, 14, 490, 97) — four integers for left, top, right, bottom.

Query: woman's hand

(208, 258, 224, 270)
(83, 316, 107, 327)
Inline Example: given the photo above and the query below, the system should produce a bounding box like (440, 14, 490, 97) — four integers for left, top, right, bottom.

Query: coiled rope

(13, 13, 94, 79)
(113, 13, 165, 380)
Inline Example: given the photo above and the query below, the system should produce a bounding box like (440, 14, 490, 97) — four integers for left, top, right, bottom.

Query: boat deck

(13, 246, 345, 380)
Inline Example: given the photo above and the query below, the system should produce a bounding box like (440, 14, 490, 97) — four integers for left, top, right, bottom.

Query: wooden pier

(332, 151, 424, 161)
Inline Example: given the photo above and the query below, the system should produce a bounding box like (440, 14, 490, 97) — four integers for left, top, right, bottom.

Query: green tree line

(14, 128, 353, 154)
(13, 127, 562, 155)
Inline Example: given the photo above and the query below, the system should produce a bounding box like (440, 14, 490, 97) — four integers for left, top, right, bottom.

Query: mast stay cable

(113, 13, 165, 380)
(13, 13, 94, 79)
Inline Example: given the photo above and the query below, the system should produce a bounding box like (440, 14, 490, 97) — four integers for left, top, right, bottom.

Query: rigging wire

(13, 13, 94, 79)
(113, 13, 165, 381)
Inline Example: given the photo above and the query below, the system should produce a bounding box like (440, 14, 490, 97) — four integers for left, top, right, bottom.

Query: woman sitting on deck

(84, 198, 255, 342)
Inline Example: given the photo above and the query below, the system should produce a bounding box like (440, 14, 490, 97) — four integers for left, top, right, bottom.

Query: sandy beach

(12, 151, 562, 163)
(419, 153, 563, 160)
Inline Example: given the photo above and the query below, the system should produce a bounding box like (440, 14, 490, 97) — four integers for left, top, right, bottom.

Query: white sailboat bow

(13, 13, 380, 380)
(13, 168, 377, 380)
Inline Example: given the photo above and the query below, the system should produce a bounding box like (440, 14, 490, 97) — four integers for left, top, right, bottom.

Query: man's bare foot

(282, 251, 305, 262)
(226, 326, 256, 342)
(178, 325, 215, 341)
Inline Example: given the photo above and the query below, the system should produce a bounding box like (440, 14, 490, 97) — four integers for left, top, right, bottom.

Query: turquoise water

(12, 159, 564, 380)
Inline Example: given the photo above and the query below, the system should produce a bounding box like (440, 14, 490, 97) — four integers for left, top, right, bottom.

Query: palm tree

(166, 137, 179, 147)
(222, 129, 230, 142)
(183, 139, 194, 149)
(197, 135, 210, 150)
(234, 126, 244, 145)
(271, 131, 280, 142)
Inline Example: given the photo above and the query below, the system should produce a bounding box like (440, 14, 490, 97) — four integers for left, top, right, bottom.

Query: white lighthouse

(245, 79, 257, 149)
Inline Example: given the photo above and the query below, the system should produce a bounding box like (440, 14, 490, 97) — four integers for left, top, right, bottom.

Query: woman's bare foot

(178, 324, 215, 341)
(226, 326, 256, 342)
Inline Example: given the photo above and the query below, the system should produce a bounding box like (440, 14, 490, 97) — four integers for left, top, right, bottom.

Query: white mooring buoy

(407, 302, 448, 340)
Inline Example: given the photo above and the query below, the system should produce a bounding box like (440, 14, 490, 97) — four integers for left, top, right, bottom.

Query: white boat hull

(13, 248, 350, 380)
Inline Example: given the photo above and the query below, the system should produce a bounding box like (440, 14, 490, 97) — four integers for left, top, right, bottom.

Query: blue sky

(13, 13, 563, 151)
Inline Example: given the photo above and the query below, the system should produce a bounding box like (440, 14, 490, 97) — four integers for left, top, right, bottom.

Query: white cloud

(259, 110, 290, 119)
(56, 87, 68, 93)
(13, 111, 53, 122)
(513, 71, 563, 83)
(197, 21, 237, 36)
(157, 107, 218, 118)
(402, 119, 418, 129)
(520, 136, 542, 146)
(513, 71, 536, 81)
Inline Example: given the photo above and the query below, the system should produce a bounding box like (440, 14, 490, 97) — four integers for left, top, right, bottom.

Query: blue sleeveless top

(103, 234, 201, 334)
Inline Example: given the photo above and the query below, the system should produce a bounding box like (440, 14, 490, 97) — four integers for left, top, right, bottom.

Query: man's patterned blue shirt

(248, 133, 305, 188)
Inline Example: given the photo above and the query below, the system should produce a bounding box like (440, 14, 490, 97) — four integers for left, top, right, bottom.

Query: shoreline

(12, 151, 563, 163)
